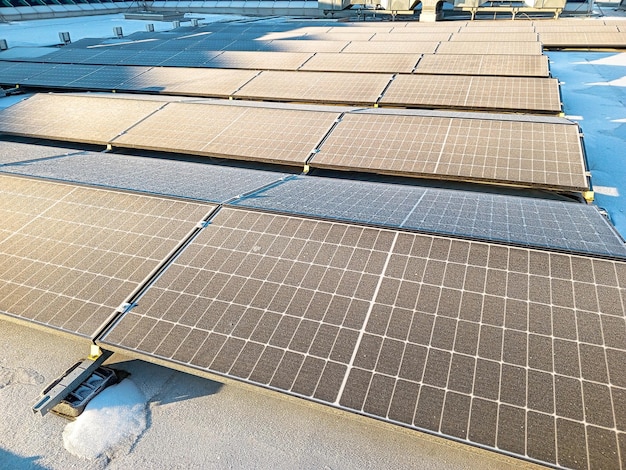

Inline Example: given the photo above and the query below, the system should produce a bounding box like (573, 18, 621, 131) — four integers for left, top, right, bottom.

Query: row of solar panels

(0, 94, 584, 190)
(0, 62, 561, 113)
(1, 172, 625, 470)
(2, 49, 551, 75)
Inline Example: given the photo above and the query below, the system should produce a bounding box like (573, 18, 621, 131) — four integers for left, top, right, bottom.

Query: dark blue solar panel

(232, 175, 626, 259)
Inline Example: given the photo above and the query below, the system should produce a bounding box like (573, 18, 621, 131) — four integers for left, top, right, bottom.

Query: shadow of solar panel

(111, 102, 340, 165)
(299, 53, 420, 74)
(312, 112, 587, 191)
(233, 176, 626, 258)
(0, 94, 165, 144)
(0, 151, 290, 204)
(98, 205, 626, 470)
(0, 174, 212, 338)
(380, 75, 562, 113)
(116, 67, 259, 96)
(233, 70, 392, 105)
(436, 42, 543, 55)
(451, 32, 539, 42)
(414, 54, 550, 78)
(205, 51, 314, 70)
(539, 32, 626, 47)
(342, 41, 440, 54)
(0, 62, 54, 85)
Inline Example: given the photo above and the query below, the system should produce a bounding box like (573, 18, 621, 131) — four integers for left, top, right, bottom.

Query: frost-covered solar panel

(413, 54, 550, 78)
(436, 42, 543, 55)
(312, 112, 587, 191)
(99, 204, 626, 470)
(299, 53, 419, 74)
(0, 150, 290, 204)
(379, 75, 562, 113)
(233, 176, 626, 258)
(116, 67, 259, 96)
(0, 94, 164, 145)
(0, 174, 212, 338)
(111, 102, 340, 166)
(205, 51, 314, 71)
(342, 41, 440, 54)
(233, 70, 392, 105)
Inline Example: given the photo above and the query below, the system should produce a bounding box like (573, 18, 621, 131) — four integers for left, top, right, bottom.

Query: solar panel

(327, 25, 394, 33)
(457, 26, 537, 33)
(0, 150, 290, 204)
(233, 70, 392, 105)
(402, 22, 465, 31)
(299, 32, 377, 41)
(98, 205, 626, 470)
(379, 75, 562, 114)
(413, 54, 550, 78)
(205, 51, 314, 71)
(262, 40, 351, 53)
(299, 53, 420, 74)
(0, 140, 86, 165)
(342, 41, 440, 54)
(0, 62, 52, 85)
(116, 67, 259, 96)
(233, 176, 626, 259)
(117, 51, 174, 66)
(0, 174, 212, 338)
(538, 32, 626, 48)
(20, 64, 103, 87)
(450, 32, 539, 42)
(63, 65, 151, 90)
(533, 25, 620, 33)
(435, 42, 543, 55)
(111, 102, 340, 166)
(371, 32, 453, 42)
(0, 94, 165, 145)
(312, 112, 588, 191)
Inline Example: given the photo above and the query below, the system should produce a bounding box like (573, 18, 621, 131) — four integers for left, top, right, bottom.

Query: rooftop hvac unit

(173, 20, 181, 28)
(146, 24, 155, 32)
(0, 39, 7, 51)
(59, 32, 71, 45)
(191, 18, 199, 26)
(114, 27, 123, 39)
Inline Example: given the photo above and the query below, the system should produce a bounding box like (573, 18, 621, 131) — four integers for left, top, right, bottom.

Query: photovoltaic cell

(0, 150, 291, 204)
(312, 112, 588, 191)
(538, 32, 626, 48)
(98, 205, 626, 470)
(435, 42, 543, 55)
(413, 54, 550, 78)
(0, 62, 53, 85)
(233, 176, 626, 259)
(0, 174, 212, 338)
(450, 31, 539, 42)
(299, 53, 420, 74)
(0, 140, 86, 165)
(65, 65, 151, 90)
(0, 94, 165, 145)
(233, 70, 392, 105)
(111, 102, 340, 166)
(262, 40, 351, 53)
(205, 51, 314, 71)
(379, 75, 562, 113)
(371, 32, 453, 42)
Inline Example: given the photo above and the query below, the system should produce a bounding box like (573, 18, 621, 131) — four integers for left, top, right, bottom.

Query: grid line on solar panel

(311, 113, 587, 191)
(115, 67, 260, 96)
(98, 205, 626, 470)
(413, 54, 550, 78)
(379, 75, 562, 113)
(435, 42, 543, 55)
(205, 51, 314, 71)
(299, 53, 420, 74)
(0, 94, 165, 145)
(231, 176, 626, 259)
(0, 174, 213, 338)
(233, 70, 393, 105)
(111, 102, 340, 165)
(342, 42, 440, 54)
(538, 32, 626, 47)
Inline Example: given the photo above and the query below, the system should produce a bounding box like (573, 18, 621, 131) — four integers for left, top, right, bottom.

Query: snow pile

(62, 378, 148, 461)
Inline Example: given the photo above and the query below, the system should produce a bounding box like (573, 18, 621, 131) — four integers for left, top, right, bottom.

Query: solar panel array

(0, 174, 212, 338)
(379, 75, 561, 113)
(1, 16, 625, 470)
(98, 206, 626, 470)
(311, 112, 587, 191)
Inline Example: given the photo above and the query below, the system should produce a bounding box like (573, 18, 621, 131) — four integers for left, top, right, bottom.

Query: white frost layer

(63, 378, 147, 460)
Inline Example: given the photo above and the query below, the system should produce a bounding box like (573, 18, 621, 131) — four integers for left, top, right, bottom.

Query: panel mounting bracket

(32, 347, 113, 416)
